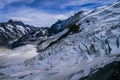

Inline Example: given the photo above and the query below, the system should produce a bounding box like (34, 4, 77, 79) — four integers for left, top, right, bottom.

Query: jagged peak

(7, 19, 25, 26)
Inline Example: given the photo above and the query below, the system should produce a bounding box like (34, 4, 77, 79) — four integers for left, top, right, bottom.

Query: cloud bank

(0, 0, 116, 27)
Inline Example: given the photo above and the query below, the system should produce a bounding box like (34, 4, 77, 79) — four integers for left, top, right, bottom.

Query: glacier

(0, 0, 120, 80)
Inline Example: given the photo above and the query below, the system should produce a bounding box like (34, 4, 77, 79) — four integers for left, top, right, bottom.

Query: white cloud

(0, 0, 115, 27)
(60, 0, 116, 9)
(0, 0, 21, 9)
(0, 7, 71, 27)
(10, 17, 35, 22)
(60, 0, 91, 9)
(0, 2, 5, 9)
(0, 0, 33, 9)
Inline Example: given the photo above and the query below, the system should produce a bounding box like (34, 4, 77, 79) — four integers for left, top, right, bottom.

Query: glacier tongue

(0, 44, 38, 66)
(0, 1, 120, 80)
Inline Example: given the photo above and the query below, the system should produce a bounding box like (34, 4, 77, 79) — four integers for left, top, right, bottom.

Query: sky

(0, 0, 116, 27)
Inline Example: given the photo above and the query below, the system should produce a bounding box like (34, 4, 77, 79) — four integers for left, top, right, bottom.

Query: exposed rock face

(79, 61, 120, 80)
(8, 27, 49, 49)
(0, 20, 40, 46)
(48, 11, 84, 36)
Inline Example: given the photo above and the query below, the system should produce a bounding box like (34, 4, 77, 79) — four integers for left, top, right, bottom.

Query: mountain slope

(0, 1, 120, 80)
(0, 20, 40, 46)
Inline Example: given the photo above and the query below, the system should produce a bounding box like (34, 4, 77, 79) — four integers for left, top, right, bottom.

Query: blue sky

(0, 0, 116, 27)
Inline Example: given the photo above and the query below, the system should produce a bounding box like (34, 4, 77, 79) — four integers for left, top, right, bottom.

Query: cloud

(0, 0, 35, 10)
(0, 0, 22, 9)
(60, 0, 116, 9)
(0, 7, 71, 27)
(10, 17, 35, 22)
(0, 0, 117, 27)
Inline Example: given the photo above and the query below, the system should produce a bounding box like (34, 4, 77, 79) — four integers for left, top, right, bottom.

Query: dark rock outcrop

(79, 61, 120, 80)
(8, 27, 49, 49)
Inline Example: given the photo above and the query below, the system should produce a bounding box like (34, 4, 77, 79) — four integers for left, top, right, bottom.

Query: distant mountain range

(0, 20, 40, 45)
(0, 11, 83, 49)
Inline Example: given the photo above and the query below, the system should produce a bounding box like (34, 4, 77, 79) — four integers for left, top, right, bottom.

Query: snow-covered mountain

(0, 0, 120, 80)
(0, 20, 49, 48)
(0, 20, 40, 46)
(9, 11, 84, 50)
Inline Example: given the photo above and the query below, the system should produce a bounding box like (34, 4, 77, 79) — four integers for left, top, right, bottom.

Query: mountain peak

(8, 19, 25, 26)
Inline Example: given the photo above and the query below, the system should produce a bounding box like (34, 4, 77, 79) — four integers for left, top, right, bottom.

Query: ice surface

(0, 44, 38, 66)
(0, 1, 120, 80)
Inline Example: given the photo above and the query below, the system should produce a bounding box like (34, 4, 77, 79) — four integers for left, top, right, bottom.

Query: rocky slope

(0, 20, 49, 48)
(0, 20, 40, 46)
(8, 11, 83, 49)
(0, 0, 120, 80)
